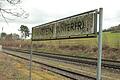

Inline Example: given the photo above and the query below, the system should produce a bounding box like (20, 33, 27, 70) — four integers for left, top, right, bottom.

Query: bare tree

(0, 0, 29, 24)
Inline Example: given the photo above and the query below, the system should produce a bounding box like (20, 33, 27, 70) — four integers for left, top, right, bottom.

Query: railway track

(3, 47, 120, 70)
(2, 50, 96, 80)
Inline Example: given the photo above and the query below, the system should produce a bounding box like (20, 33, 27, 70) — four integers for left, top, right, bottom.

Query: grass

(32, 32, 120, 48)
(2, 32, 120, 60)
(102, 32, 120, 48)
(5, 50, 120, 80)
(3, 32, 119, 48)
(31, 32, 120, 60)
(0, 52, 70, 80)
(0, 52, 28, 80)
(1, 32, 120, 79)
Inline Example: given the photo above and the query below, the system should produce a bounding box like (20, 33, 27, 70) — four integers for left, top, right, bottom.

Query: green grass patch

(33, 32, 120, 48)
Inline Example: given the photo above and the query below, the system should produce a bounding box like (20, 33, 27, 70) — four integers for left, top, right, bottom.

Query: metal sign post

(97, 8, 103, 80)
(29, 39, 32, 80)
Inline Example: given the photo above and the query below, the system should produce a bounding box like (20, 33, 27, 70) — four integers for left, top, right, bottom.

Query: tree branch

(7, 0, 21, 5)
(0, 9, 9, 25)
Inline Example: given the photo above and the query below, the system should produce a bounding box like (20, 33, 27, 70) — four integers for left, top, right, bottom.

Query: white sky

(0, 0, 120, 34)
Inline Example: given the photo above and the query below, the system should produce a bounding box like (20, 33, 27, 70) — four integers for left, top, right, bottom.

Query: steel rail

(3, 47, 120, 70)
(4, 47, 120, 63)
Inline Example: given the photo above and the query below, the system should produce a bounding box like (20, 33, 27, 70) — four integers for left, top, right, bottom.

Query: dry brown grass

(0, 52, 70, 80)
(0, 52, 28, 80)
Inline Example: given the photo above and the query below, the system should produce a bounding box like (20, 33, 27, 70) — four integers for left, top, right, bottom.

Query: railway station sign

(32, 9, 97, 41)
(31, 8, 103, 80)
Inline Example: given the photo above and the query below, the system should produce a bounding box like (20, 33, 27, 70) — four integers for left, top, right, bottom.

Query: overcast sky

(0, 0, 120, 34)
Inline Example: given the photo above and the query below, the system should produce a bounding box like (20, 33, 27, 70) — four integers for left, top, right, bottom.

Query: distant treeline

(103, 24, 120, 33)
(0, 33, 20, 40)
